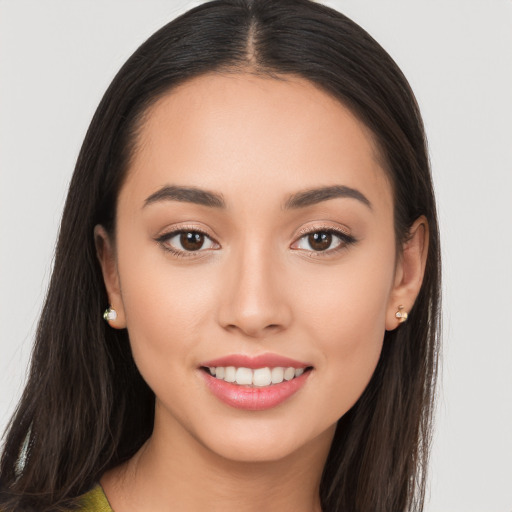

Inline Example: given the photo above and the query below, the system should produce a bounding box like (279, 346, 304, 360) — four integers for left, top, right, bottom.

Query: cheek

(295, 245, 395, 413)
(298, 245, 394, 336)
(114, 239, 218, 378)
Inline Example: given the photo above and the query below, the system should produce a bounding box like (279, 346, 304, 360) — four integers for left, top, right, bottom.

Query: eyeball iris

(181, 232, 205, 251)
(308, 232, 332, 251)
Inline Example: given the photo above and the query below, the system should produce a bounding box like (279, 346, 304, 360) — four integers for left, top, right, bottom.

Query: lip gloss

(201, 370, 310, 410)
(199, 353, 312, 411)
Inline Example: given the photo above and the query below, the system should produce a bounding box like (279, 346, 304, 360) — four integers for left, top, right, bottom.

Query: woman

(0, 0, 441, 511)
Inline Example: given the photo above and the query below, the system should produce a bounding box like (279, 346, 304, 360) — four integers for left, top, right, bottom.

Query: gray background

(1, 1, 511, 510)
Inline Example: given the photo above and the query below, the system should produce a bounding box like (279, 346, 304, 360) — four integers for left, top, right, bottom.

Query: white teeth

(207, 365, 308, 387)
(224, 366, 236, 383)
(284, 367, 295, 381)
(253, 367, 272, 387)
(271, 367, 284, 384)
(235, 367, 253, 385)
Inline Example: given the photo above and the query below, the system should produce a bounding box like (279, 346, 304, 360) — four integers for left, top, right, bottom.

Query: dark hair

(0, 1, 441, 510)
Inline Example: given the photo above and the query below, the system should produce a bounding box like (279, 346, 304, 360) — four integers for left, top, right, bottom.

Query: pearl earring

(395, 305, 408, 323)
(103, 306, 117, 322)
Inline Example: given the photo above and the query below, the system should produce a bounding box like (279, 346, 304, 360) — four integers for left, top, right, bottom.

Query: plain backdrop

(1, 1, 511, 510)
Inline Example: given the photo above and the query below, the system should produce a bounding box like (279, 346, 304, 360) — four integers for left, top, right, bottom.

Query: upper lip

(200, 353, 312, 370)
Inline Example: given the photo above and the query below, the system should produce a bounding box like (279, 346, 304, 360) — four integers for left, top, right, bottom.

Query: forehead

(122, 72, 392, 212)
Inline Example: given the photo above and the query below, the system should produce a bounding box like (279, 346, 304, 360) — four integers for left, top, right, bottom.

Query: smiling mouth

(201, 366, 313, 387)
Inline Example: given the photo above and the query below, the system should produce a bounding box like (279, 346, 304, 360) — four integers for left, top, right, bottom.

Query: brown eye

(307, 232, 332, 251)
(291, 228, 355, 255)
(180, 232, 205, 251)
(159, 230, 218, 254)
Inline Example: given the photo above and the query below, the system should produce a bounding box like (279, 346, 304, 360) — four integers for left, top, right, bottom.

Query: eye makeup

(154, 221, 357, 260)
(291, 224, 357, 258)
(155, 225, 219, 259)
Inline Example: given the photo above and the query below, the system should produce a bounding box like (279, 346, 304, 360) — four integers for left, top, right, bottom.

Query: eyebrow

(144, 185, 226, 209)
(284, 185, 372, 210)
(143, 184, 371, 211)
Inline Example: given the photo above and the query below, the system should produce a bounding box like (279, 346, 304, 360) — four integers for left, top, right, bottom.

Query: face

(98, 73, 413, 463)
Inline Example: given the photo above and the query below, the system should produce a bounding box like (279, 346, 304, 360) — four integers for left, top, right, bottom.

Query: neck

(102, 405, 334, 512)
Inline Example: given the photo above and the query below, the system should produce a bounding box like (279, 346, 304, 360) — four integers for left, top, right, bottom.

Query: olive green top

(76, 484, 113, 512)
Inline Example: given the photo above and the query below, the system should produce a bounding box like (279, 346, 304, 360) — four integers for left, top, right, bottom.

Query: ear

(94, 225, 127, 329)
(385, 216, 429, 331)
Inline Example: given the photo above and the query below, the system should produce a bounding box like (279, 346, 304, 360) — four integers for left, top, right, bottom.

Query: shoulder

(73, 484, 113, 512)
(0, 485, 112, 512)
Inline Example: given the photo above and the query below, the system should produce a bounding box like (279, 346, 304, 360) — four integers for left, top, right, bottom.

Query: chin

(191, 415, 337, 465)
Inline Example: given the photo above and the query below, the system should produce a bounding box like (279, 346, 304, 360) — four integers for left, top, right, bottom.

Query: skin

(95, 73, 428, 512)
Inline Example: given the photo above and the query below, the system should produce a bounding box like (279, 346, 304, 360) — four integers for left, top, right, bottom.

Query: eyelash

(293, 226, 356, 257)
(155, 226, 356, 259)
(155, 226, 216, 259)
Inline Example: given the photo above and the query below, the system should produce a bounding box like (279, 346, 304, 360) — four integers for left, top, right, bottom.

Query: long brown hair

(0, 1, 441, 510)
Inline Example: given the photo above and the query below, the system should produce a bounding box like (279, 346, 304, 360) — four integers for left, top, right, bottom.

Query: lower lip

(201, 370, 311, 411)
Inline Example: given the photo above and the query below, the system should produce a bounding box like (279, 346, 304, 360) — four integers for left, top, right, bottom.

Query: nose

(216, 241, 292, 339)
